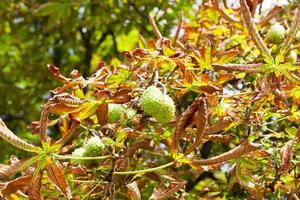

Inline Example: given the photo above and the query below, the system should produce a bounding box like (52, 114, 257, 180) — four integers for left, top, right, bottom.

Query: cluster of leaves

(0, 0, 193, 161)
(1, 0, 300, 199)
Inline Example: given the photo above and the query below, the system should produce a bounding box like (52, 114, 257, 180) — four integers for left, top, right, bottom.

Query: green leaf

(73, 102, 100, 120)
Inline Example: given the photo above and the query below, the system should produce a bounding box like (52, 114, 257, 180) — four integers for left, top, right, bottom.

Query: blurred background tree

(0, 0, 195, 161)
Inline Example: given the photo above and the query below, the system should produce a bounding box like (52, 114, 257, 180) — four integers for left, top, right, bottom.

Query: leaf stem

(52, 154, 113, 160)
(113, 161, 174, 175)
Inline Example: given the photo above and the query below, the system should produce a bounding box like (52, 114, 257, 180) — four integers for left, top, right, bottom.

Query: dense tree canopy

(0, 0, 194, 161)
(0, 0, 300, 199)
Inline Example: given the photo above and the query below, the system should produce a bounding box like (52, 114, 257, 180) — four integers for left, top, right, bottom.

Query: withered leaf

(258, 5, 283, 26)
(206, 117, 233, 134)
(149, 181, 186, 200)
(171, 96, 203, 153)
(279, 140, 295, 175)
(1, 175, 32, 196)
(197, 85, 222, 94)
(46, 159, 73, 200)
(217, 50, 240, 64)
(28, 170, 43, 200)
(0, 156, 39, 179)
(186, 96, 208, 154)
(192, 140, 261, 165)
(0, 119, 39, 153)
(126, 181, 141, 200)
(96, 104, 109, 126)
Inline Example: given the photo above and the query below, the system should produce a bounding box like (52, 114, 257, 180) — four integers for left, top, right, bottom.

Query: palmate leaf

(193, 42, 213, 71)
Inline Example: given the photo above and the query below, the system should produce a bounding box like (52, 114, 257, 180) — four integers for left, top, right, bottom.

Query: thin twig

(113, 161, 174, 175)
(52, 154, 113, 160)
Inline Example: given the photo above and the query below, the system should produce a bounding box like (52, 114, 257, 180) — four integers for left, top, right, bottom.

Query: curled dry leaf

(0, 119, 39, 153)
(149, 181, 186, 200)
(126, 181, 141, 200)
(192, 140, 261, 165)
(0, 157, 38, 179)
(186, 96, 209, 154)
(0, 175, 32, 197)
(206, 117, 233, 134)
(171, 97, 203, 154)
(278, 140, 295, 175)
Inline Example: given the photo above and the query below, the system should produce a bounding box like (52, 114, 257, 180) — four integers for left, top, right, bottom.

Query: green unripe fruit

(288, 50, 298, 63)
(125, 107, 137, 120)
(84, 136, 105, 156)
(71, 147, 86, 165)
(108, 104, 136, 122)
(266, 23, 286, 44)
(140, 86, 175, 124)
(108, 104, 126, 123)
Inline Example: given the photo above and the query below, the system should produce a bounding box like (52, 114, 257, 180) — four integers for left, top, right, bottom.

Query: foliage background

(0, 0, 195, 161)
(0, 0, 300, 199)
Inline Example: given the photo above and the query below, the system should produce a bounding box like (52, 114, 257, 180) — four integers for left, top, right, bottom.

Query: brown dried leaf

(204, 134, 235, 143)
(111, 94, 132, 104)
(197, 85, 222, 94)
(0, 119, 39, 153)
(1, 175, 32, 196)
(96, 104, 108, 126)
(47, 64, 70, 83)
(126, 181, 141, 200)
(127, 140, 154, 160)
(192, 140, 261, 165)
(28, 170, 43, 200)
(171, 97, 203, 154)
(217, 50, 240, 64)
(149, 181, 186, 200)
(258, 5, 283, 26)
(186, 97, 209, 154)
(239, 0, 273, 62)
(175, 60, 186, 74)
(46, 159, 73, 200)
(279, 140, 295, 175)
(0, 157, 35, 178)
(206, 117, 233, 134)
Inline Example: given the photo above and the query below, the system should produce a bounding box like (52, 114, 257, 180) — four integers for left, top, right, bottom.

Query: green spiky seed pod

(108, 104, 126, 123)
(84, 136, 105, 156)
(125, 107, 137, 120)
(140, 86, 175, 124)
(266, 23, 286, 44)
(288, 50, 298, 63)
(71, 147, 86, 165)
